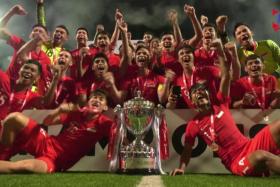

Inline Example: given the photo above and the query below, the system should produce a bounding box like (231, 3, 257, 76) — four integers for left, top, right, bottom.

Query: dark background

(0, 0, 279, 70)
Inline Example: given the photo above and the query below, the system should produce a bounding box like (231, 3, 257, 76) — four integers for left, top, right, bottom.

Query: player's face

(29, 26, 48, 40)
(92, 57, 108, 76)
(143, 34, 152, 43)
(19, 63, 40, 85)
(53, 27, 68, 45)
(245, 58, 264, 78)
(57, 51, 72, 71)
(178, 48, 194, 68)
(190, 88, 210, 110)
(76, 29, 88, 44)
(97, 34, 110, 48)
(234, 25, 253, 47)
(135, 48, 150, 68)
(161, 34, 175, 49)
(150, 39, 160, 49)
(87, 94, 108, 113)
(202, 26, 216, 45)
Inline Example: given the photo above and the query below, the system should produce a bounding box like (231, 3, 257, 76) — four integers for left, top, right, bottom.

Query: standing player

(231, 54, 280, 109)
(233, 22, 280, 81)
(166, 41, 240, 109)
(0, 89, 115, 173)
(170, 39, 280, 176)
(0, 4, 52, 95)
(47, 50, 77, 108)
(70, 27, 97, 80)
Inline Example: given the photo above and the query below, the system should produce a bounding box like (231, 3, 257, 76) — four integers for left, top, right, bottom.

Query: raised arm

(16, 33, 48, 62)
(110, 9, 122, 49)
(117, 16, 131, 78)
(211, 39, 230, 97)
(216, 15, 230, 44)
(78, 47, 90, 78)
(0, 4, 27, 28)
(0, 5, 27, 41)
(93, 24, 104, 46)
(170, 142, 192, 176)
(36, 0, 46, 26)
(184, 4, 203, 48)
(158, 69, 176, 104)
(42, 65, 62, 107)
(103, 72, 125, 104)
(168, 9, 183, 48)
(224, 41, 241, 81)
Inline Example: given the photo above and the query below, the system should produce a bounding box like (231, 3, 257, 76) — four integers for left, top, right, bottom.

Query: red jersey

(231, 74, 277, 109)
(0, 70, 43, 121)
(185, 92, 249, 169)
(160, 50, 182, 75)
(48, 76, 77, 108)
(51, 112, 114, 171)
(0, 70, 11, 121)
(122, 70, 165, 104)
(6, 35, 52, 95)
(70, 47, 98, 80)
(174, 66, 220, 108)
(194, 47, 218, 68)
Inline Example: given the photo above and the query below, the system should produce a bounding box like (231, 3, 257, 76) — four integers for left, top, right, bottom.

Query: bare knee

(3, 112, 29, 133)
(1, 113, 30, 146)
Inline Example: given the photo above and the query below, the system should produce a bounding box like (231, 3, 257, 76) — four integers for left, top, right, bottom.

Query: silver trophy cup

(109, 91, 165, 174)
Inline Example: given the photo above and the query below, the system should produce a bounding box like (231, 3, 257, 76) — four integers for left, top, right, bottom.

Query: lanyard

(55, 80, 64, 104)
(248, 76, 265, 109)
(10, 89, 30, 111)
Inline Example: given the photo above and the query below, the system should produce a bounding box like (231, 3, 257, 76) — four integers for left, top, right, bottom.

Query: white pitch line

(137, 175, 164, 187)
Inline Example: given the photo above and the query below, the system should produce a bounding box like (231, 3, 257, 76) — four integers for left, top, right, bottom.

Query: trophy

(109, 91, 165, 174)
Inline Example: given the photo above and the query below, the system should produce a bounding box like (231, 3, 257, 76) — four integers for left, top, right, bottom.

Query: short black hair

(135, 45, 150, 53)
(89, 88, 108, 101)
(76, 27, 89, 35)
(24, 59, 42, 75)
(96, 31, 111, 39)
(202, 23, 217, 32)
(32, 24, 48, 33)
(56, 25, 69, 35)
(189, 83, 208, 97)
(233, 22, 251, 37)
(177, 44, 195, 54)
(244, 54, 263, 65)
(160, 32, 174, 39)
(92, 53, 109, 64)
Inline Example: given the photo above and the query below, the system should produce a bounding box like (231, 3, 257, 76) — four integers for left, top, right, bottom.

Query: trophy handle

(109, 109, 125, 172)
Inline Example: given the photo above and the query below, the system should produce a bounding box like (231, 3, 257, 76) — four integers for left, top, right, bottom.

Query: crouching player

(170, 39, 280, 177)
(0, 89, 115, 173)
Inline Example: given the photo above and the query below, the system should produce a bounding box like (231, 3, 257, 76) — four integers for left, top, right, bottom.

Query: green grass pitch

(0, 173, 279, 187)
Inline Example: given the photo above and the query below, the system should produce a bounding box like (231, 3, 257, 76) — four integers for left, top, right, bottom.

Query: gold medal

(210, 142, 219, 152)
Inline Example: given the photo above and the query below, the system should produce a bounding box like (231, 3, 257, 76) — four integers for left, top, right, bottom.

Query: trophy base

(117, 168, 161, 175)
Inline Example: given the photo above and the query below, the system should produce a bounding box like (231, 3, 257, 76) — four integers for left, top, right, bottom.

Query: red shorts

(13, 119, 58, 172)
(230, 126, 279, 176)
(13, 119, 49, 157)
